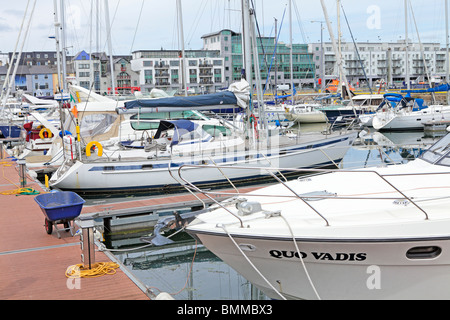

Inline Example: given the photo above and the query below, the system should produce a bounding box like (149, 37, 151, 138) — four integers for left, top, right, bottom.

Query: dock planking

(0, 153, 149, 300)
(0, 147, 263, 300)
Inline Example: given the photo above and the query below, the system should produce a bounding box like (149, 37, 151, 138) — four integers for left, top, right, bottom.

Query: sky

(0, 0, 448, 57)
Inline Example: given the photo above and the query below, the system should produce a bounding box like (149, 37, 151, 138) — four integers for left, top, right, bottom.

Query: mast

(53, 0, 62, 93)
(60, 0, 68, 93)
(289, 0, 294, 105)
(319, 0, 353, 106)
(446, 0, 449, 104)
(177, 0, 188, 97)
(405, 0, 410, 90)
(104, 0, 115, 96)
(3, 0, 36, 107)
(241, 0, 255, 148)
(274, 17, 278, 98)
(249, 2, 266, 132)
(1, 0, 30, 104)
(337, 0, 343, 94)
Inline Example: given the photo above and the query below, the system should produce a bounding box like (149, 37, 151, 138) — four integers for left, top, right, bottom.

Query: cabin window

(130, 121, 160, 131)
(203, 125, 231, 137)
(406, 246, 442, 259)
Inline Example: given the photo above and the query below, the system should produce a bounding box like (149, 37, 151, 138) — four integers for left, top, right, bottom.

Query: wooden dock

(0, 146, 264, 300)
(0, 154, 149, 300)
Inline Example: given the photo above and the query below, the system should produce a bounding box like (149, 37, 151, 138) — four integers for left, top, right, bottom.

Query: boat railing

(175, 164, 439, 227)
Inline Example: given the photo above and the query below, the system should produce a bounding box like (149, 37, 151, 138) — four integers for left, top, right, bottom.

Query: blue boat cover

(123, 91, 238, 110)
(314, 93, 341, 101)
(402, 83, 450, 94)
(377, 93, 427, 111)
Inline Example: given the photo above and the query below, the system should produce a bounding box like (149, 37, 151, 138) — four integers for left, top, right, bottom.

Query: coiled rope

(65, 262, 120, 279)
(0, 160, 42, 196)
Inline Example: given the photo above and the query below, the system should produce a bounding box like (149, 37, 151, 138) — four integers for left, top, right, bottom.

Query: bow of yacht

(186, 132, 450, 300)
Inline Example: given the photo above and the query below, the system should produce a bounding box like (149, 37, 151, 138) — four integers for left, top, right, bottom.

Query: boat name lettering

(269, 250, 367, 261)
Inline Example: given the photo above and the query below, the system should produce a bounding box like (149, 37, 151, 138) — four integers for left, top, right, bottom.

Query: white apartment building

(309, 40, 448, 88)
(131, 50, 226, 94)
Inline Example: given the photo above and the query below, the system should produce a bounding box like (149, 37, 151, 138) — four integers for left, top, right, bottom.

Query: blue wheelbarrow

(35, 191, 86, 239)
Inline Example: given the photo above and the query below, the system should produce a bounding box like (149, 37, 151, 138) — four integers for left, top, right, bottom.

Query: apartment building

(309, 40, 447, 88)
(130, 49, 225, 94)
(202, 29, 316, 91)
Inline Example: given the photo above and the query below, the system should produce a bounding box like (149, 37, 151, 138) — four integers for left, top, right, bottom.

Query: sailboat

(372, 87, 450, 131)
(48, 79, 358, 194)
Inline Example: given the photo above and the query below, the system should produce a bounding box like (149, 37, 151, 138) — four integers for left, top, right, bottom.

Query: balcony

(154, 63, 169, 70)
(199, 71, 213, 77)
(155, 72, 170, 78)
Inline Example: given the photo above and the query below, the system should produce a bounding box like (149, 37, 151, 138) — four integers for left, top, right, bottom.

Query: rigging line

(186, 0, 208, 47)
(340, 3, 372, 94)
(99, 0, 121, 54)
(292, 0, 310, 44)
(0, 0, 30, 104)
(292, 0, 315, 77)
(408, 0, 434, 102)
(280, 214, 321, 300)
(263, 6, 287, 96)
(219, 224, 287, 300)
(250, 0, 271, 73)
(129, 0, 145, 55)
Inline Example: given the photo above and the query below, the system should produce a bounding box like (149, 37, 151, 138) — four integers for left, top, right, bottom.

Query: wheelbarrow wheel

(45, 218, 53, 235)
(64, 221, 70, 232)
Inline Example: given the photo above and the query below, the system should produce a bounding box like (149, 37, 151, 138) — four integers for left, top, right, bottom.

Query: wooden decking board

(0, 148, 264, 300)
(0, 152, 149, 300)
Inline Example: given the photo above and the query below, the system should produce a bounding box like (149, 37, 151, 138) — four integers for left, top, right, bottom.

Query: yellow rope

(0, 160, 44, 196)
(0, 187, 41, 196)
(65, 262, 120, 279)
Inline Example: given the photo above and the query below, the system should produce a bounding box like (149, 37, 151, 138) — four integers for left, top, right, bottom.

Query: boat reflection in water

(113, 240, 269, 300)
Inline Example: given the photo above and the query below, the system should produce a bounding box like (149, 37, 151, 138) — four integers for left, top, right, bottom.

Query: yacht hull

(189, 230, 450, 300)
(49, 132, 357, 194)
(373, 107, 450, 131)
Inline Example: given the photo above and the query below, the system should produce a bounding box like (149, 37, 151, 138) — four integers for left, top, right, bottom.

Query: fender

(86, 141, 103, 157)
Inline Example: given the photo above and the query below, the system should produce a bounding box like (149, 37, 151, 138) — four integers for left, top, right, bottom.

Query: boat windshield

(130, 111, 208, 130)
(420, 133, 450, 166)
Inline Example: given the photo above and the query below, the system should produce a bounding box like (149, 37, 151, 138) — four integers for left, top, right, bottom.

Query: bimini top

(376, 93, 426, 111)
(117, 79, 250, 114)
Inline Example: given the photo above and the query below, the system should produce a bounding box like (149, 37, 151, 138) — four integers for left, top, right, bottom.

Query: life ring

(86, 141, 103, 157)
(39, 128, 53, 139)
